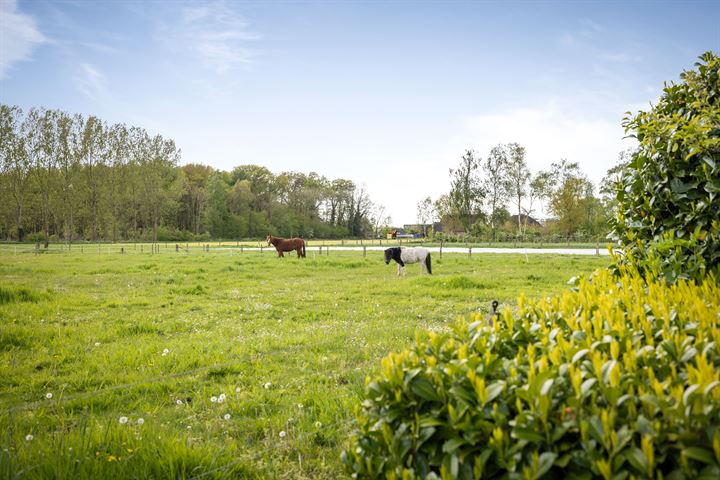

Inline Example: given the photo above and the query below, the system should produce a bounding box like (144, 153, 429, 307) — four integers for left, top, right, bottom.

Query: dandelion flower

(223, 413, 231, 420)
(137, 418, 145, 425)
(119, 416, 128, 424)
(25, 434, 33, 441)
(45, 392, 53, 399)
(264, 382, 271, 389)
(279, 430, 286, 438)
(210, 396, 218, 403)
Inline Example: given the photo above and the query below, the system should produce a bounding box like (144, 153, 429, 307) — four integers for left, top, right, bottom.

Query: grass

(0, 248, 608, 479)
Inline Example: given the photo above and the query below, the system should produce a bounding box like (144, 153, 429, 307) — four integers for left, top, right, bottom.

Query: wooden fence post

(363, 246, 366, 257)
(468, 247, 472, 258)
(440, 241, 443, 259)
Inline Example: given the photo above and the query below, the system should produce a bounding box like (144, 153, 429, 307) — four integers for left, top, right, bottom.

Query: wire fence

(0, 240, 611, 257)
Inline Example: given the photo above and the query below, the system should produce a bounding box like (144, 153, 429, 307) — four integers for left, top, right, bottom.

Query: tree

(416, 196, 434, 237)
(546, 160, 596, 237)
(180, 164, 213, 235)
(449, 149, 484, 232)
(481, 145, 509, 240)
(611, 51, 720, 282)
(505, 142, 530, 235)
(1, 105, 30, 240)
(524, 170, 552, 226)
(79, 115, 106, 241)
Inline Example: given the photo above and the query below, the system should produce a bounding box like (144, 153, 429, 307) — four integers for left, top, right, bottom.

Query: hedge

(343, 269, 720, 479)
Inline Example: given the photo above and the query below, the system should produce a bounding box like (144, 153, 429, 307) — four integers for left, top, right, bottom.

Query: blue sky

(2, 0, 719, 224)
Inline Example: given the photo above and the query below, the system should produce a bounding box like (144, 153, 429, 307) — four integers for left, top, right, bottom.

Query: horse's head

(266, 235, 272, 245)
(383, 248, 393, 264)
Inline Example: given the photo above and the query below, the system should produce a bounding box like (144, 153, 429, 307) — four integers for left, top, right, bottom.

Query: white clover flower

(119, 416, 128, 424)
(279, 430, 286, 438)
(137, 418, 144, 425)
(223, 413, 231, 420)
(45, 392, 52, 399)
(263, 382, 271, 390)
(210, 396, 218, 403)
(25, 434, 34, 441)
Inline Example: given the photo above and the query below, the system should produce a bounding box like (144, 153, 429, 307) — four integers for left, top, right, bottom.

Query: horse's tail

(425, 252, 432, 274)
(301, 239, 306, 258)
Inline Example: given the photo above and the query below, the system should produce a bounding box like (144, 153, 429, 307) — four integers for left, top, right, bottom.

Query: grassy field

(0, 249, 608, 479)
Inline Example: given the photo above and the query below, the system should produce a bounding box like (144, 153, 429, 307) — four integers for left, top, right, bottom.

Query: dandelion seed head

(119, 416, 128, 424)
(45, 392, 53, 399)
(315, 421, 322, 428)
(263, 382, 271, 389)
(176, 399, 183, 405)
(137, 418, 144, 425)
(279, 430, 286, 438)
(25, 434, 33, 441)
(211, 396, 218, 403)
(235, 387, 241, 393)
(94, 342, 101, 347)
(223, 413, 231, 420)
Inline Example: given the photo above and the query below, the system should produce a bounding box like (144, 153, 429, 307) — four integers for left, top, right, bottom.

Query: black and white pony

(384, 247, 432, 276)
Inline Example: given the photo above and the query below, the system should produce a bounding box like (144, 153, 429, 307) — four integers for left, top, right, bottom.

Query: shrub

(611, 51, 720, 282)
(343, 269, 720, 479)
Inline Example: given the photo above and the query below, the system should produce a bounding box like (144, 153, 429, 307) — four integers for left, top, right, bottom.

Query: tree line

(0, 105, 386, 243)
(418, 143, 625, 241)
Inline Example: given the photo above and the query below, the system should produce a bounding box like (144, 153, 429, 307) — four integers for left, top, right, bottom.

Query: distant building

(508, 214, 542, 228)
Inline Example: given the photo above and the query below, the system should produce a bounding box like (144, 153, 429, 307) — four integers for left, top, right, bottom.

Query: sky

(1, 0, 719, 224)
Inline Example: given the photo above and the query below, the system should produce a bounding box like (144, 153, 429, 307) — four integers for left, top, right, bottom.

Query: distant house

(508, 214, 542, 228)
(403, 224, 433, 237)
(440, 214, 482, 236)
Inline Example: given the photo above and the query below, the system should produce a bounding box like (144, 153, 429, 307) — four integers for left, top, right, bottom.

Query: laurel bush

(343, 269, 720, 479)
(611, 51, 720, 282)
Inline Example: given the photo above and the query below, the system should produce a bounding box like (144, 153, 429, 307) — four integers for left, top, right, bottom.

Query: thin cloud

(0, 0, 47, 78)
(598, 52, 642, 63)
(159, 2, 260, 73)
(74, 63, 107, 100)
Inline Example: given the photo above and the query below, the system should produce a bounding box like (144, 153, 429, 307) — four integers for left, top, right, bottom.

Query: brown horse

(266, 235, 306, 258)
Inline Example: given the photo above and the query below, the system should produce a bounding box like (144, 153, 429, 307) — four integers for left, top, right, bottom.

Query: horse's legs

(397, 264, 401, 276)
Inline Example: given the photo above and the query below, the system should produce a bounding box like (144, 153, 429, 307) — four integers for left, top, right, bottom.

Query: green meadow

(0, 248, 607, 479)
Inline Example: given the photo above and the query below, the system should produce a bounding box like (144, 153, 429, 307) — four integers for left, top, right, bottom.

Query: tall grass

(0, 250, 607, 478)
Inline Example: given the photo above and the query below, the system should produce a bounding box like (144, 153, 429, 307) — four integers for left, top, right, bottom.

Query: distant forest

(0, 105, 387, 243)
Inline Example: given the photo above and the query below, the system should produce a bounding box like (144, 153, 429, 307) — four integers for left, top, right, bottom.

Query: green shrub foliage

(343, 270, 720, 479)
(611, 51, 720, 282)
